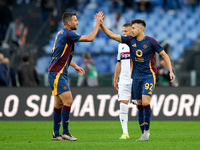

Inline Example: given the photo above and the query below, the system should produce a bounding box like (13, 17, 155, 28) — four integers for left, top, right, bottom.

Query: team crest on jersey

(63, 86, 67, 90)
(143, 44, 148, 49)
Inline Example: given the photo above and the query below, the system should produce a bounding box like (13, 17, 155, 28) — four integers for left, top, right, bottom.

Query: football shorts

(48, 72, 70, 96)
(118, 84, 131, 101)
(131, 76, 156, 100)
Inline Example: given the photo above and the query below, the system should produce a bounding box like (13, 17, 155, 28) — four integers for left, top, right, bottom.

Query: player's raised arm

(78, 11, 104, 42)
(159, 50, 175, 82)
(100, 21, 122, 42)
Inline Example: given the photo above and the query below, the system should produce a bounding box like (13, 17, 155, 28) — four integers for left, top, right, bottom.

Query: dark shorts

(131, 76, 156, 100)
(48, 72, 70, 95)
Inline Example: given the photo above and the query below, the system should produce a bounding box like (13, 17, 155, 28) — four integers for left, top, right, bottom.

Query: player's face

(122, 26, 132, 36)
(70, 15, 79, 30)
(131, 23, 140, 37)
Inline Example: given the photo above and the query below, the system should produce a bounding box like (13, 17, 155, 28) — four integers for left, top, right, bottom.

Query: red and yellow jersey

(48, 28, 81, 74)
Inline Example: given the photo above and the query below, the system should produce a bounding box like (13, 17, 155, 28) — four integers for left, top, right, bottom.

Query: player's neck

(136, 34, 145, 41)
(65, 26, 72, 31)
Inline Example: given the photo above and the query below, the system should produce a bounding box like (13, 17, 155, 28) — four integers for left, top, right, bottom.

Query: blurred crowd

(0, 0, 199, 87)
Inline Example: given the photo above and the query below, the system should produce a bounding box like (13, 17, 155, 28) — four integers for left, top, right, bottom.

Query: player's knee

(137, 100, 142, 105)
(68, 100, 73, 106)
(63, 99, 73, 106)
(142, 101, 150, 106)
(120, 100, 129, 105)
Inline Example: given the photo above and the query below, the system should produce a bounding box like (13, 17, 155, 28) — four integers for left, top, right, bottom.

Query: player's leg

(132, 79, 145, 141)
(141, 95, 151, 141)
(119, 100, 130, 139)
(48, 72, 63, 141)
(140, 76, 155, 141)
(136, 100, 144, 133)
(52, 95, 63, 141)
(58, 91, 77, 141)
(118, 84, 131, 139)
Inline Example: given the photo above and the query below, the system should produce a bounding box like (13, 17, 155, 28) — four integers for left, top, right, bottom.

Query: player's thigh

(58, 91, 73, 107)
(142, 77, 155, 97)
(54, 95, 63, 109)
(142, 77, 155, 105)
(118, 84, 131, 101)
(131, 79, 142, 100)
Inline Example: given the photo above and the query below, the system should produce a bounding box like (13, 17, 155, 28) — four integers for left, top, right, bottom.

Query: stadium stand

(1, 0, 199, 86)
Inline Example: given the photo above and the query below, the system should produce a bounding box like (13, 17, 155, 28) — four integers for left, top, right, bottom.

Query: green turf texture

(0, 121, 199, 150)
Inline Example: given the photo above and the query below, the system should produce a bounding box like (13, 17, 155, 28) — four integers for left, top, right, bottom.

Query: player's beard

(71, 24, 77, 30)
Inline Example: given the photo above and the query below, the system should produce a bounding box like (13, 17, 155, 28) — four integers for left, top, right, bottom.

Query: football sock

(143, 104, 151, 131)
(62, 105, 71, 134)
(53, 107, 61, 136)
(119, 103, 128, 134)
(137, 105, 144, 134)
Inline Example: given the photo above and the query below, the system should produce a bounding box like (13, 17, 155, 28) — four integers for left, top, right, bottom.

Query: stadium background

(0, 0, 200, 119)
(0, 1, 200, 149)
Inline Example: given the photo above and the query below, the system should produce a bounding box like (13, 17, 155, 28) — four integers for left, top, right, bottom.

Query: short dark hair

(131, 19, 146, 27)
(62, 12, 76, 25)
(82, 52, 92, 59)
(22, 55, 29, 62)
(123, 23, 132, 27)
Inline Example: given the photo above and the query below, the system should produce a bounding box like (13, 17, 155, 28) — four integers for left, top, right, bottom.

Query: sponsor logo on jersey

(143, 44, 148, 49)
(136, 49, 143, 57)
(132, 43, 136, 47)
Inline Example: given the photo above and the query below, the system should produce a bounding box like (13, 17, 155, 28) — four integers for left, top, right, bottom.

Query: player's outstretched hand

(75, 66, 85, 76)
(114, 81, 118, 91)
(95, 11, 104, 24)
(170, 72, 175, 83)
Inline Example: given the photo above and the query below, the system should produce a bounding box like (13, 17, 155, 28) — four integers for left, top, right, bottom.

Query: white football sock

(119, 103, 128, 134)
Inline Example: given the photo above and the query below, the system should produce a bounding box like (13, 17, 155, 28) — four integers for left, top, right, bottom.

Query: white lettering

(25, 95, 40, 117)
(79, 95, 95, 116)
(40, 95, 54, 117)
(108, 95, 119, 117)
(193, 94, 200, 116)
(4, 95, 19, 117)
(163, 94, 178, 116)
(97, 95, 111, 116)
(151, 94, 165, 116)
(71, 95, 82, 116)
(178, 94, 194, 116)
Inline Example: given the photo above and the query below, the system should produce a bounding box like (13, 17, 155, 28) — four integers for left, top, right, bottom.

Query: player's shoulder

(118, 43, 130, 51)
(145, 36, 159, 44)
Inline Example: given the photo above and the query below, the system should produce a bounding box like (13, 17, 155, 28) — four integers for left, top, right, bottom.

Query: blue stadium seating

(36, 56, 51, 74)
(37, 1, 200, 74)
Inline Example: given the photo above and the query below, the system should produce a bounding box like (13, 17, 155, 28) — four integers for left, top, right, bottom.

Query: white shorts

(118, 84, 131, 101)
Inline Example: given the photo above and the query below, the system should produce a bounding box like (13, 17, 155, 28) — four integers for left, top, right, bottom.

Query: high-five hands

(95, 11, 104, 25)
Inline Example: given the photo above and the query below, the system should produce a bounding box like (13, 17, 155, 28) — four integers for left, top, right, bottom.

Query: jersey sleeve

(121, 35, 132, 44)
(117, 44, 121, 62)
(69, 31, 81, 42)
(149, 38, 163, 53)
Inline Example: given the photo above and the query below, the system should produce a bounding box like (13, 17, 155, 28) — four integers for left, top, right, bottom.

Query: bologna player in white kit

(114, 23, 136, 140)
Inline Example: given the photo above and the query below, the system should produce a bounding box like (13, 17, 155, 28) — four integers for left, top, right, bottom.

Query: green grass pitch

(0, 121, 200, 150)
